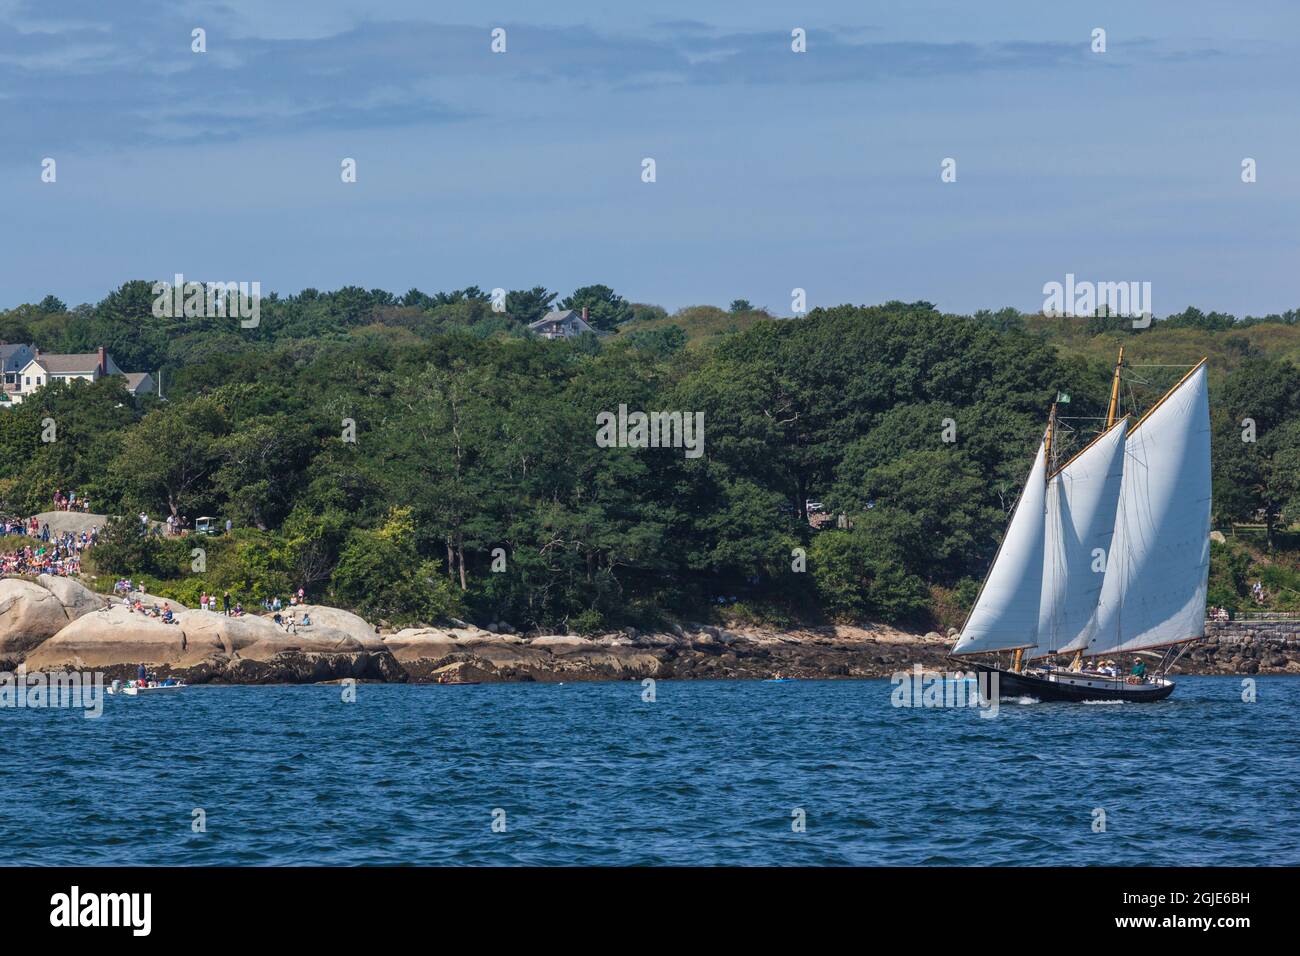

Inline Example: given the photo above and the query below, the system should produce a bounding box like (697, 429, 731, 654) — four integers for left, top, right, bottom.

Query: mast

(1021, 404, 1057, 673)
(1044, 402, 1057, 470)
(1105, 347, 1124, 429)
(1069, 349, 1121, 671)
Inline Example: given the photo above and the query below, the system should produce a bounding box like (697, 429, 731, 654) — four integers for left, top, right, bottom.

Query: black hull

(972, 664, 1175, 703)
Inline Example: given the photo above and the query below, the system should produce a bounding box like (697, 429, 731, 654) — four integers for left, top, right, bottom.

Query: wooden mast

(1105, 346, 1125, 429)
(1013, 401, 1057, 675)
(1071, 349, 1125, 672)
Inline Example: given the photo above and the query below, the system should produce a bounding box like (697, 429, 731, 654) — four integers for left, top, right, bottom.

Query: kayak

(763, 678, 797, 683)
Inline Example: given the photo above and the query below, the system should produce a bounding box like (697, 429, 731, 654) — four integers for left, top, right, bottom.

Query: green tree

(330, 508, 459, 623)
(111, 395, 227, 519)
(561, 285, 633, 331)
(505, 287, 557, 325)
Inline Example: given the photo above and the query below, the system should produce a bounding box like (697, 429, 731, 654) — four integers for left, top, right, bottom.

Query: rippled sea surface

(2, 677, 1297, 865)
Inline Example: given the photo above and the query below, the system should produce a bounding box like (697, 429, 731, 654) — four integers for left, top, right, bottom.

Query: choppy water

(1, 677, 1296, 865)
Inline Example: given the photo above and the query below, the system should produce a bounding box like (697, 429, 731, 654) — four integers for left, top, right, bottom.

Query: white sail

(1084, 363, 1211, 656)
(1029, 418, 1128, 659)
(953, 440, 1047, 655)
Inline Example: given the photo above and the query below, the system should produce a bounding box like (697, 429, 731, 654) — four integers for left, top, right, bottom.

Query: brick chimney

(581, 306, 589, 323)
(97, 346, 106, 373)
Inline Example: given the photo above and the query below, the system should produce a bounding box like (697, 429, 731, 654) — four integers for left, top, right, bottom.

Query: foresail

(1029, 418, 1128, 659)
(953, 440, 1047, 655)
(1085, 363, 1211, 656)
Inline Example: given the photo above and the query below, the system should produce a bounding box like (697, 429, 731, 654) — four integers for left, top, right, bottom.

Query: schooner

(950, 350, 1211, 702)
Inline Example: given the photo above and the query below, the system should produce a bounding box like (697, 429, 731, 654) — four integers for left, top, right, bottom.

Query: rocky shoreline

(3, 574, 1299, 683)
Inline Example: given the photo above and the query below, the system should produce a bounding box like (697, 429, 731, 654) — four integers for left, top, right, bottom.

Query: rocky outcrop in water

(21, 601, 404, 683)
(381, 622, 952, 683)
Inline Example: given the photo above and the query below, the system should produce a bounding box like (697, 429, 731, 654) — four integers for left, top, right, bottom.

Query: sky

(1, 0, 1297, 316)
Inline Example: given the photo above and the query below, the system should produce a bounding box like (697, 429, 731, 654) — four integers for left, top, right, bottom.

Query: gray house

(528, 308, 602, 340)
(1, 342, 35, 400)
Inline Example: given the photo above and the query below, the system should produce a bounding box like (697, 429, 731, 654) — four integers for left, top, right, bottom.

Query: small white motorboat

(108, 680, 187, 696)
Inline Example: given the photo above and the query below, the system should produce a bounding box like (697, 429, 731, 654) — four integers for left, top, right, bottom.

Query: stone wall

(1206, 620, 1300, 644)
(1181, 620, 1300, 674)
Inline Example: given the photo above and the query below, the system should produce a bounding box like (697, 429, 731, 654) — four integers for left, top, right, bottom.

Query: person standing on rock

(222, 591, 231, 616)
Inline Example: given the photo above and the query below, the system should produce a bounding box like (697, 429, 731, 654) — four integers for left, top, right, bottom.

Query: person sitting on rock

(300, 612, 312, 627)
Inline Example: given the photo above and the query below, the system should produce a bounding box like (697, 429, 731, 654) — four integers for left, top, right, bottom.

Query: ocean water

(2, 677, 1297, 866)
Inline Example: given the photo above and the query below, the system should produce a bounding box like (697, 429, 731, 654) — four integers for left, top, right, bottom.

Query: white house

(6, 346, 150, 404)
(528, 308, 602, 339)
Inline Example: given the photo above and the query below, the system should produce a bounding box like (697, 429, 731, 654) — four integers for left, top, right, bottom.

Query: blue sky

(1, 0, 1297, 315)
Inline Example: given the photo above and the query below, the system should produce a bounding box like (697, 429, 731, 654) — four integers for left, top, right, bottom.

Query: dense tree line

(2, 287, 1298, 629)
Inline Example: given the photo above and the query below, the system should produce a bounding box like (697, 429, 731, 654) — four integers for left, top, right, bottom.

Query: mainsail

(952, 439, 1047, 655)
(1029, 417, 1128, 659)
(1082, 362, 1211, 656)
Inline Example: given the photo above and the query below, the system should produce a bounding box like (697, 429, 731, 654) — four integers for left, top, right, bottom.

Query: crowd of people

(51, 489, 92, 513)
(0, 520, 99, 577)
(125, 598, 179, 624)
(195, 587, 312, 632)
(107, 582, 314, 632)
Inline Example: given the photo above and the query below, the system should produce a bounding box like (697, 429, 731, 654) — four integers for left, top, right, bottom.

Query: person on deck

(1130, 660, 1146, 680)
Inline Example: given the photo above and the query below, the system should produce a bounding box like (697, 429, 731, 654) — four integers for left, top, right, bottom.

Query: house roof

(528, 310, 604, 334)
(529, 309, 577, 328)
(28, 353, 105, 374)
(124, 372, 153, 393)
(0, 343, 32, 370)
